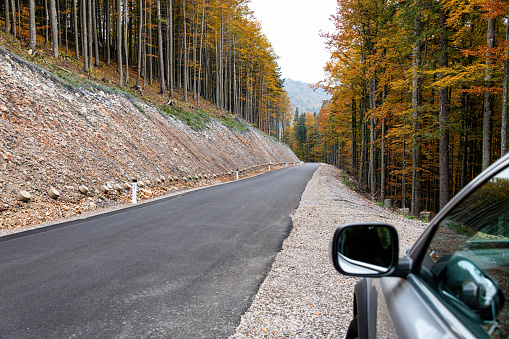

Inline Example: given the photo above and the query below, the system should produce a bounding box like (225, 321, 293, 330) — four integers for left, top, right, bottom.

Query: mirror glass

(337, 225, 395, 275)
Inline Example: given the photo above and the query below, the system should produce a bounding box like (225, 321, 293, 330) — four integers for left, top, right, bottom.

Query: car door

(401, 163, 509, 338)
(333, 155, 509, 338)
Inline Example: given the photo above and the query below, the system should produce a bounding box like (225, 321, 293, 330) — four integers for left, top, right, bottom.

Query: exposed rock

(0, 47, 299, 230)
(48, 187, 60, 199)
(17, 190, 31, 202)
(78, 185, 89, 194)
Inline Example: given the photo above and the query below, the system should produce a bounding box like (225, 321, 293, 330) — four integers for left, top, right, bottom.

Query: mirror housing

(330, 223, 399, 277)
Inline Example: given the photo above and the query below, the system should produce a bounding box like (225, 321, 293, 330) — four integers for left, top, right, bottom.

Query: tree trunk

(44, 0, 49, 43)
(143, 2, 147, 89)
(128, 0, 134, 67)
(147, 1, 152, 85)
(117, 0, 123, 85)
(483, 18, 495, 170)
(351, 86, 357, 175)
(192, 8, 200, 100)
(56, 0, 61, 47)
(182, 0, 188, 101)
(369, 75, 377, 198)
(359, 49, 367, 188)
(197, 0, 205, 107)
(219, 11, 224, 109)
(65, 0, 68, 53)
(73, 0, 79, 59)
(214, 12, 219, 109)
(502, 9, 509, 156)
(123, 0, 129, 85)
(402, 141, 406, 209)
(10, 0, 16, 40)
(380, 83, 387, 203)
(411, 10, 422, 216)
(5, 0, 10, 34)
(87, 0, 93, 68)
(157, 0, 166, 95)
(136, 0, 143, 87)
(233, 35, 238, 114)
(105, 0, 110, 65)
(92, 0, 99, 67)
(81, 0, 89, 71)
(167, 0, 173, 98)
(29, 0, 36, 49)
(49, 0, 58, 57)
(461, 89, 469, 188)
(439, 4, 450, 209)
(84, 0, 92, 68)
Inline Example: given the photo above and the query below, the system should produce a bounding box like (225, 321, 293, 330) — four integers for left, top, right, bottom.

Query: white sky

(248, 0, 337, 84)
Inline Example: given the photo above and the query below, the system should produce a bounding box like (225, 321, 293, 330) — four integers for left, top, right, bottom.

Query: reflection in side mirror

(330, 223, 399, 277)
(432, 254, 505, 322)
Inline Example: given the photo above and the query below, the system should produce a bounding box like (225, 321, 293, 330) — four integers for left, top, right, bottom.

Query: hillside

(284, 79, 330, 114)
(0, 46, 299, 230)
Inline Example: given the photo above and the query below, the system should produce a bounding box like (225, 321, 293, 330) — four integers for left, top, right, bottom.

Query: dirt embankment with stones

(0, 47, 299, 230)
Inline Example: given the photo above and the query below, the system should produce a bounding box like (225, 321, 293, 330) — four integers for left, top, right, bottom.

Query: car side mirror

(330, 223, 399, 276)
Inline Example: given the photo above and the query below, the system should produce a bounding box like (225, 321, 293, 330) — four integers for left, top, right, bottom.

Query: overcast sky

(248, 0, 337, 84)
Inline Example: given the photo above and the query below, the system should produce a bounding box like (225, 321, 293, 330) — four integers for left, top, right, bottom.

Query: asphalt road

(0, 163, 319, 338)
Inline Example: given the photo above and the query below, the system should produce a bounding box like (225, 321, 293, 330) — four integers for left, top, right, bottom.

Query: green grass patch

(161, 105, 210, 130)
(133, 102, 151, 119)
(49, 64, 79, 86)
(48, 63, 108, 94)
(218, 115, 250, 131)
(339, 170, 356, 190)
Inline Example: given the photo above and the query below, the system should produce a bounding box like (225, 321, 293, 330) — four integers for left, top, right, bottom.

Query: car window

(426, 167, 509, 338)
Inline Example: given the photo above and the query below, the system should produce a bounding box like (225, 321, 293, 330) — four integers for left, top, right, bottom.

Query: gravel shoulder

(231, 164, 428, 338)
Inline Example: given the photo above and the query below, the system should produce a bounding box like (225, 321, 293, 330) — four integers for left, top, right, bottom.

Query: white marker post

(132, 179, 138, 204)
(236, 169, 239, 180)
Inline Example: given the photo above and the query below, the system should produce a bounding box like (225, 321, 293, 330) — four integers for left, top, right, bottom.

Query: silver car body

(332, 154, 509, 338)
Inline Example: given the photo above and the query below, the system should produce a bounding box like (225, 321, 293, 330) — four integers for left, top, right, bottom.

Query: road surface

(0, 163, 319, 338)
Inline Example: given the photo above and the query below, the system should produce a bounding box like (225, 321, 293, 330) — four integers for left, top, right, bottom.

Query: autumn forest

(286, 0, 509, 216)
(3, 0, 508, 218)
(1, 0, 292, 138)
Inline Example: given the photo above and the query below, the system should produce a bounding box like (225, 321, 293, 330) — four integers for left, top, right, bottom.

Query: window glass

(428, 167, 509, 338)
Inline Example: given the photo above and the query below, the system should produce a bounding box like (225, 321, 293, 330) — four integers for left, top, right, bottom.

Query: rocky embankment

(0, 47, 299, 230)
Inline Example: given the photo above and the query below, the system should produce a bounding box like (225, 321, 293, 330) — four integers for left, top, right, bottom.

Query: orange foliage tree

(314, 0, 509, 216)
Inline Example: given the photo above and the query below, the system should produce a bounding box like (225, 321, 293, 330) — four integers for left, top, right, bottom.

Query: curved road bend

(0, 163, 320, 338)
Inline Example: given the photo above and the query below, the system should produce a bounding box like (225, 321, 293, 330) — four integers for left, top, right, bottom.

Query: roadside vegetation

(286, 1, 509, 218)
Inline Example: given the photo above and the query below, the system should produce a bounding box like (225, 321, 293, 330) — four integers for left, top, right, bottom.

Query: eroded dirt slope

(0, 47, 299, 230)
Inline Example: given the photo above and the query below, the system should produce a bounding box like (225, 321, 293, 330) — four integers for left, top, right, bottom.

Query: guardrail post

(132, 179, 138, 204)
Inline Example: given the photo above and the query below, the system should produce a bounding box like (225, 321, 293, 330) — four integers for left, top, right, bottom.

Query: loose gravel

(230, 164, 428, 338)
